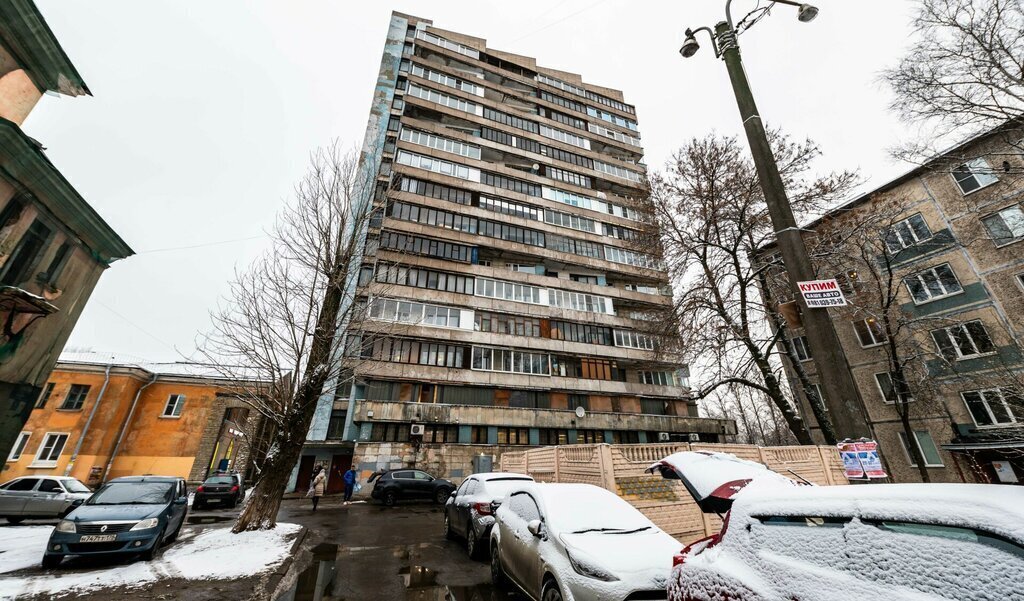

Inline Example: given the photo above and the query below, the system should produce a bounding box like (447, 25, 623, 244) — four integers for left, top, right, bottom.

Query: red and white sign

(837, 440, 888, 480)
(797, 279, 847, 308)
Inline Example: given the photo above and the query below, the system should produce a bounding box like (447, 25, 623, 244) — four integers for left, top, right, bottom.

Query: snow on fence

(500, 442, 846, 544)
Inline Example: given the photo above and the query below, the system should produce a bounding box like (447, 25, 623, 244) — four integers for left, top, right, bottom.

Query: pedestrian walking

(343, 467, 357, 503)
(308, 464, 326, 512)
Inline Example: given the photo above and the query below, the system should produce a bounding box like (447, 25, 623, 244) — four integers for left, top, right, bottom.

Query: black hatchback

(193, 475, 242, 510)
(369, 469, 455, 506)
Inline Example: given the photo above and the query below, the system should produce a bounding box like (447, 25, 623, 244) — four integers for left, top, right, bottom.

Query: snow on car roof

(533, 483, 655, 533)
(471, 472, 534, 481)
(734, 482, 1024, 543)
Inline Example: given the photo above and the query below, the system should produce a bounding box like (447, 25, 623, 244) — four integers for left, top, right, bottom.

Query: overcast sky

(28, 0, 918, 362)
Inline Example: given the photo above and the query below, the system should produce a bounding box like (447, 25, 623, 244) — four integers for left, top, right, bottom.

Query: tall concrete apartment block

(296, 13, 735, 487)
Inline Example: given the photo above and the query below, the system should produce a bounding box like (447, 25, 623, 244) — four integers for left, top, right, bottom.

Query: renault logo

(99, 525, 108, 533)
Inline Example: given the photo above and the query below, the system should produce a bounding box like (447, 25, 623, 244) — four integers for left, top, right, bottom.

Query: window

(361, 337, 467, 368)
(639, 371, 673, 386)
(545, 233, 602, 258)
(604, 246, 661, 270)
(540, 107, 585, 130)
(951, 157, 998, 195)
(540, 90, 585, 113)
(475, 278, 543, 304)
(379, 231, 472, 262)
(409, 63, 480, 95)
(1, 219, 52, 286)
(4, 478, 37, 491)
(537, 428, 569, 445)
(593, 160, 644, 183)
(791, 336, 811, 361)
(587, 105, 640, 131)
(884, 214, 932, 253)
(33, 433, 68, 467)
(495, 427, 531, 445)
(962, 388, 1020, 427)
(471, 347, 550, 375)
(8, 432, 29, 461)
(548, 289, 610, 314)
(546, 166, 591, 188)
(399, 176, 473, 205)
(834, 270, 860, 296)
(414, 30, 480, 59)
(162, 394, 185, 418)
(326, 410, 347, 440)
(853, 317, 887, 347)
(874, 372, 913, 404)
(538, 124, 590, 149)
(405, 83, 480, 115)
(931, 321, 996, 361)
(898, 430, 944, 467)
(549, 321, 612, 345)
(981, 205, 1024, 247)
(482, 107, 538, 133)
(480, 171, 541, 197)
(35, 382, 54, 409)
(41, 242, 71, 285)
(613, 329, 655, 350)
(399, 128, 481, 160)
(587, 122, 642, 148)
(375, 262, 475, 295)
(389, 202, 477, 234)
(569, 274, 599, 285)
(508, 492, 541, 522)
(38, 479, 63, 493)
(905, 264, 962, 304)
(395, 149, 479, 182)
(474, 312, 541, 337)
(478, 196, 542, 221)
(60, 384, 90, 410)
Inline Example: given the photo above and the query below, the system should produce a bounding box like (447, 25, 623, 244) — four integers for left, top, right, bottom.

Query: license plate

(79, 535, 117, 543)
(207, 498, 220, 503)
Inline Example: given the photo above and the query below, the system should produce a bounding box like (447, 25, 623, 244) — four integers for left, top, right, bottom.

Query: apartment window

(884, 214, 933, 253)
(162, 394, 185, 418)
(441, 386, 496, 406)
(399, 128, 481, 160)
(546, 166, 591, 189)
(587, 122, 642, 148)
(476, 278, 543, 304)
(981, 205, 1024, 247)
(8, 432, 29, 461)
(471, 347, 550, 375)
(791, 336, 811, 361)
(389, 202, 477, 234)
(509, 390, 550, 409)
(379, 231, 472, 263)
(549, 321, 612, 345)
(898, 430, 944, 467)
(326, 410, 347, 440)
(624, 283, 660, 295)
(569, 274, 600, 285)
(544, 188, 604, 212)
(60, 384, 90, 411)
(538, 125, 590, 150)
(406, 83, 479, 115)
(853, 317, 887, 347)
(399, 176, 473, 205)
(370, 423, 410, 443)
(613, 329, 655, 350)
(369, 298, 459, 328)
(478, 196, 542, 221)
(396, 149, 479, 182)
(41, 242, 72, 285)
(641, 399, 667, 415)
(834, 270, 860, 296)
(807, 383, 825, 408)
(951, 157, 998, 195)
(361, 337, 466, 368)
(639, 371, 673, 386)
(931, 321, 996, 361)
(376, 263, 474, 295)
(962, 388, 1020, 427)
(478, 220, 545, 247)
(480, 172, 541, 197)
(33, 433, 68, 467)
(482, 107, 538, 133)
(604, 246, 660, 269)
(409, 64, 480, 95)
(874, 372, 913, 404)
(496, 427, 531, 445)
(414, 30, 480, 59)
(540, 90, 585, 113)
(593, 160, 644, 184)
(587, 105, 639, 131)
(1, 219, 52, 286)
(538, 428, 569, 445)
(905, 264, 962, 304)
(548, 289, 609, 314)
(35, 382, 54, 409)
(540, 144, 594, 169)
(603, 223, 639, 241)
(474, 312, 541, 337)
(546, 234, 602, 258)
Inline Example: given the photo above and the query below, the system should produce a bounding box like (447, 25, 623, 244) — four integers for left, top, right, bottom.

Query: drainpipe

(64, 362, 113, 477)
(102, 373, 158, 483)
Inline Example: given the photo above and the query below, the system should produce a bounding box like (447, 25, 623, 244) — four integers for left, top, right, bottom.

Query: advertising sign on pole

(797, 279, 847, 308)
(837, 440, 888, 480)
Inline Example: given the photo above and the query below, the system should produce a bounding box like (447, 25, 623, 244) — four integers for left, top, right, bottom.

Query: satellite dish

(574, 406, 586, 419)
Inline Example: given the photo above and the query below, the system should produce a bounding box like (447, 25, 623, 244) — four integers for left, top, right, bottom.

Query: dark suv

(369, 469, 455, 506)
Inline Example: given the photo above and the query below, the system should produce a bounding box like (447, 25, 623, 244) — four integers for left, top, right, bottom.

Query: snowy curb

(264, 525, 309, 599)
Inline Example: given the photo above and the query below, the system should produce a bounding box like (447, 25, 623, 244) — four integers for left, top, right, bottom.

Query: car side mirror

(449, 491, 457, 499)
(173, 497, 187, 505)
(527, 519, 544, 538)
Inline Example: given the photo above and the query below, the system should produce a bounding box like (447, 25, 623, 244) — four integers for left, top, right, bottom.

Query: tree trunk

(751, 352, 814, 445)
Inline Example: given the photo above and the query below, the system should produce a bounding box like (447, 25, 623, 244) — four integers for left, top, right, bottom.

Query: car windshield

(482, 480, 533, 500)
(87, 482, 174, 505)
(205, 477, 234, 485)
(63, 480, 92, 493)
(541, 486, 653, 534)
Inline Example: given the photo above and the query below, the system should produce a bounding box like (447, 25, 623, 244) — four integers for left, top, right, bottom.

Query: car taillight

(674, 510, 731, 568)
(473, 502, 492, 515)
(196, 486, 204, 493)
(230, 485, 239, 492)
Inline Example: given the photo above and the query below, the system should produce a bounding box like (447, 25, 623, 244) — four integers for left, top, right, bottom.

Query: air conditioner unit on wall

(688, 433, 700, 443)
(657, 432, 671, 442)
(410, 424, 425, 436)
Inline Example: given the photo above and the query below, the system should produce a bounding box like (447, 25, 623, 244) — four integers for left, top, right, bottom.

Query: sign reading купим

(797, 279, 847, 308)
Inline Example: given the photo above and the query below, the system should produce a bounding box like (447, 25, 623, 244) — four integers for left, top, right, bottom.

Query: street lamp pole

(682, 2, 870, 440)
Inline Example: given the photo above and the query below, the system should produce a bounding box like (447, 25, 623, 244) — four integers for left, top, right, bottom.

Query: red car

(648, 451, 1024, 601)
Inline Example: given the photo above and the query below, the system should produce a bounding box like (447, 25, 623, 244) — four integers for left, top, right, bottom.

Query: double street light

(676, 1, 871, 442)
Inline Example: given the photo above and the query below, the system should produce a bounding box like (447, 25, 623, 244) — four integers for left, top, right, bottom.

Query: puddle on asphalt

(277, 543, 338, 601)
(400, 565, 517, 601)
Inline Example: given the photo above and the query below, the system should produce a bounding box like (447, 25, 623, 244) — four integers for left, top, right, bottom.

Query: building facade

(3, 352, 269, 486)
(292, 13, 735, 491)
(763, 128, 1024, 485)
(0, 1, 133, 460)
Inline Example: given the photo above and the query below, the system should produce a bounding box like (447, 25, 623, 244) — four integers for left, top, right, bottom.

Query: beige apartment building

(763, 126, 1024, 485)
(290, 13, 736, 490)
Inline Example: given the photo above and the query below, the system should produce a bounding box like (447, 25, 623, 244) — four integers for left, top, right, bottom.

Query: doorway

(296, 455, 316, 493)
(327, 454, 353, 495)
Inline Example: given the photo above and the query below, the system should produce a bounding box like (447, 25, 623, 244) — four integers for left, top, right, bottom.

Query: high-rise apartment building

(292, 13, 735, 490)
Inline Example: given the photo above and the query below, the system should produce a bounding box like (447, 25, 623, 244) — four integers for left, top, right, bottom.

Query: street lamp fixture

(679, 30, 700, 58)
(796, 4, 819, 22)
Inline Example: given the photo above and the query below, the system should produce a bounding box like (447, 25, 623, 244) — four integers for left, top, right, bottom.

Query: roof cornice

(0, 0, 89, 96)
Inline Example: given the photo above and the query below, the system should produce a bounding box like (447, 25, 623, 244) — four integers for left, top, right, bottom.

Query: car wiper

(570, 526, 652, 534)
(607, 527, 651, 535)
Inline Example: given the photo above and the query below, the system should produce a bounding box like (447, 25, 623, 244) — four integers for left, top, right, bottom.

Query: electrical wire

(134, 234, 268, 255)
(504, 0, 612, 45)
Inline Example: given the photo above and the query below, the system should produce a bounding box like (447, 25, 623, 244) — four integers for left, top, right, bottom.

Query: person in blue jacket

(343, 467, 357, 504)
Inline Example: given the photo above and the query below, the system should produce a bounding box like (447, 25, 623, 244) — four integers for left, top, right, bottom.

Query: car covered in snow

(647, 451, 1024, 601)
(444, 471, 534, 558)
(489, 482, 679, 601)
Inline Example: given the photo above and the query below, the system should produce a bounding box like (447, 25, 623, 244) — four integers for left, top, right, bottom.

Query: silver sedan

(0, 476, 93, 524)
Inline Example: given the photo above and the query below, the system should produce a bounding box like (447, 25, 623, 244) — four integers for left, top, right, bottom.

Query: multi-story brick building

(3, 351, 271, 486)
(291, 13, 735, 491)
(762, 126, 1024, 485)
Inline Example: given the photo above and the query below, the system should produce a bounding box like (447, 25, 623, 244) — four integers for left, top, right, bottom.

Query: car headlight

(566, 548, 618, 582)
(130, 518, 160, 531)
(56, 520, 76, 534)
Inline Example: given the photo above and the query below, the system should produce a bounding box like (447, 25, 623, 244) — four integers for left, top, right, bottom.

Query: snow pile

(0, 523, 301, 599)
(0, 527, 55, 575)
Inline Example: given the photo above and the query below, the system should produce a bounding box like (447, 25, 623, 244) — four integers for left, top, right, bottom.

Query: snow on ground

(0, 523, 301, 599)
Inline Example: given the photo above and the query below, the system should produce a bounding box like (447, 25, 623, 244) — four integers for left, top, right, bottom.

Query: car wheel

(41, 554, 63, 569)
(443, 515, 456, 540)
(140, 528, 165, 561)
(434, 488, 451, 505)
(5, 516, 24, 525)
(542, 579, 564, 601)
(490, 543, 506, 587)
(383, 490, 397, 507)
(466, 525, 481, 560)
(166, 520, 183, 543)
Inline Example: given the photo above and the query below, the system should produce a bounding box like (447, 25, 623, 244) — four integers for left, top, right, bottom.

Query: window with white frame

(32, 432, 68, 466)
(884, 214, 933, 253)
(639, 371, 673, 386)
(587, 122, 642, 148)
(791, 335, 811, 361)
(538, 125, 590, 150)
(8, 432, 29, 461)
(898, 430, 944, 467)
(962, 388, 1020, 427)
(874, 372, 914, 404)
(904, 264, 963, 304)
(930, 321, 996, 361)
(951, 157, 999, 195)
(395, 149, 479, 182)
(405, 83, 480, 115)
(853, 317, 887, 347)
(162, 394, 186, 418)
(603, 246, 661, 269)
(409, 64, 481, 96)
(548, 289, 610, 314)
(399, 128, 481, 160)
(613, 330, 655, 350)
(471, 347, 550, 375)
(414, 30, 480, 59)
(368, 297, 461, 328)
(475, 278, 543, 305)
(981, 204, 1024, 247)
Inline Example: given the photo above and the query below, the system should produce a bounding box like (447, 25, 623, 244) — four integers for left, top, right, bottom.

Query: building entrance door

(295, 455, 316, 493)
(327, 454, 352, 495)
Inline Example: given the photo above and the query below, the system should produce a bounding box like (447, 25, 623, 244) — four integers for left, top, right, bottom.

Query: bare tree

(650, 132, 857, 446)
(199, 142, 379, 532)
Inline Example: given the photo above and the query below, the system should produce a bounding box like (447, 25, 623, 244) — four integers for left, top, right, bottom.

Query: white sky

(27, 0, 918, 362)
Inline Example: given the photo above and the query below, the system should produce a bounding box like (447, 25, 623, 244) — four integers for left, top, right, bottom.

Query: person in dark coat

(343, 467, 357, 503)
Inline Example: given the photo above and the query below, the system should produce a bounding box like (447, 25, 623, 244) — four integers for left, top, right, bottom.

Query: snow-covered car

(489, 482, 679, 601)
(648, 451, 1024, 601)
(444, 472, 534, 559)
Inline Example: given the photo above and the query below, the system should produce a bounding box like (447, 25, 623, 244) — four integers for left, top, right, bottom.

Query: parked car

(0, 476, 92, 524)
(43, 476, 189, 568)
(193, 474, 243, 509)
(444, 472, 534, 558)
(489, 482, 679, 601)
(369, 469, 455, 506)
(647, 451, 1024, 601)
